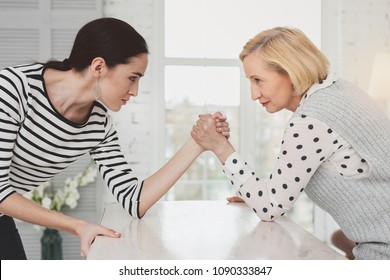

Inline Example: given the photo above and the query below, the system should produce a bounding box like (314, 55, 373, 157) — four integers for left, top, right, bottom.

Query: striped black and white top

(0, 63, 143, 218)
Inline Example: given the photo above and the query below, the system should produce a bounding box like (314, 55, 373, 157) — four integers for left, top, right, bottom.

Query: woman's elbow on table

(258, 216, 277, 222)
(255, 209, 284, 222)
(137, 200, 153, 219)
(137, 208, 146, 219)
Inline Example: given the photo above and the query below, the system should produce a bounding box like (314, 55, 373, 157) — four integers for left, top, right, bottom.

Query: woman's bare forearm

(138, 138, 204, 216)
(0, 192, 86, 236)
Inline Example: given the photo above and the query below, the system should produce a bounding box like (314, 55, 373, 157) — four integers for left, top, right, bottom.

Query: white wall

(324, 0, 390, 90)
(104, 0, 156, 179)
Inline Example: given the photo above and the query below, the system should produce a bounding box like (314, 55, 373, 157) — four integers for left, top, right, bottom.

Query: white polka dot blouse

(222, 73, 368, 221)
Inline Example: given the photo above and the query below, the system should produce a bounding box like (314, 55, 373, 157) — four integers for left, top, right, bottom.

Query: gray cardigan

(293, 79, 390, 260)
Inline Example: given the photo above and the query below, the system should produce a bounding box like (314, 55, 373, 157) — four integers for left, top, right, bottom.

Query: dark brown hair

(44, 17, 149, 72)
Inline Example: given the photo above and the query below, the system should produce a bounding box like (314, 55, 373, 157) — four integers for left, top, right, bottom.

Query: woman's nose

(251, 89, 261, 100)
(129, 86, 139, 97)
(250, 83, 262, 100)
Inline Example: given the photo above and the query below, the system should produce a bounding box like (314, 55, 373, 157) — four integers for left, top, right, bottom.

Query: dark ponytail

(44, 17, 149, 72)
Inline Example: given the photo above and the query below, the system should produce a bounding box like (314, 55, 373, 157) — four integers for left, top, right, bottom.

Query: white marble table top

(88, 200, 346, 260)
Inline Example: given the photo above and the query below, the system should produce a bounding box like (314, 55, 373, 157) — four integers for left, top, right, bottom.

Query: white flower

(66, 187, 80, 201)
(80, 175, 92, 186)
(67, 179, 79, 190)
(64, 177, 72, 185)
(65, 196, 78, 209)
(41, 196, 52, 209)
(35, 182, 50, 198)
(24, 191, 33, 200)
(52, 190, 65, 212)
(80, 166, 97, 186)
(25, 162, 97, 214)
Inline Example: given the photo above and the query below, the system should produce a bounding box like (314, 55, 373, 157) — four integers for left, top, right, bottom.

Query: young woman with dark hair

(0, 17, 230, 259)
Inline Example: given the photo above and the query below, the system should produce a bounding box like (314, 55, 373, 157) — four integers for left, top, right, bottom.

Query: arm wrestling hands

(192, 113, 244, 203)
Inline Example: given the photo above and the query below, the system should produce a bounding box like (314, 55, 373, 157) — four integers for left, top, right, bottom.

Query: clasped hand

(191, 112, 230, 151)
(192, 112, 243, 204)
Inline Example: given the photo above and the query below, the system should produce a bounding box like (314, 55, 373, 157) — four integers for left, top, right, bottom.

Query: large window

(165, 65, 240, 200)
(162, 0, 321, 232)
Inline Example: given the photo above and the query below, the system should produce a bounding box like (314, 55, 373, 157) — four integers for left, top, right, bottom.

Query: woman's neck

(43, 68, 95, 124)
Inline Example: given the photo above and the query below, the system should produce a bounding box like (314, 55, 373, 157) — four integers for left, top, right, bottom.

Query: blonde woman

(192, 27, 390, 260)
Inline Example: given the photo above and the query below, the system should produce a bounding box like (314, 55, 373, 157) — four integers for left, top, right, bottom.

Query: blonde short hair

(240, 27, 329, 96)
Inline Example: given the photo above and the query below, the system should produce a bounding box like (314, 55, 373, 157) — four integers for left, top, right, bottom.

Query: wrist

(72, 218, 89, 237)
(213, 139, 235, 164)
(187, 137, 206, 154)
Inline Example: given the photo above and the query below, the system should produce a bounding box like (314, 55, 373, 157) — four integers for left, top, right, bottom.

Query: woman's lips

(261, 101, 269, 107)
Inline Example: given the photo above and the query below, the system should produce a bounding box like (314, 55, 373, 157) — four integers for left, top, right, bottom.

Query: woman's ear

(90, 57, 107, 78)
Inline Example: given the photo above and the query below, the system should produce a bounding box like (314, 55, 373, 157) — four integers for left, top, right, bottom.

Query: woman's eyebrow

(132, 72, 144, 77)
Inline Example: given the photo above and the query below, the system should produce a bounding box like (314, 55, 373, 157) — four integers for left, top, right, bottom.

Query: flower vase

(41, 229, 63, 260)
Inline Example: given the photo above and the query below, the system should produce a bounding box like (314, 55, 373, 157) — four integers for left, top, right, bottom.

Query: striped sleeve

(89, 116, 143, 219)
(0, 68, 25, 202)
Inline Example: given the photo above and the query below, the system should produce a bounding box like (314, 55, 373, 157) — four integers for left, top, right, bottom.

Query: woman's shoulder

(0, 63, 45, 120)
(2, 63, 44, 74)
(1, 63, 44, 84)
(315, 79, 367, 100)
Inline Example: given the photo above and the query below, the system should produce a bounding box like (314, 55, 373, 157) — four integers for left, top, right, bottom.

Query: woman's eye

(129, 76, 137, 82)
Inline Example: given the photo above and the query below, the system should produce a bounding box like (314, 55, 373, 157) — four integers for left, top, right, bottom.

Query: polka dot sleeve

(222, 115, 339, 221)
